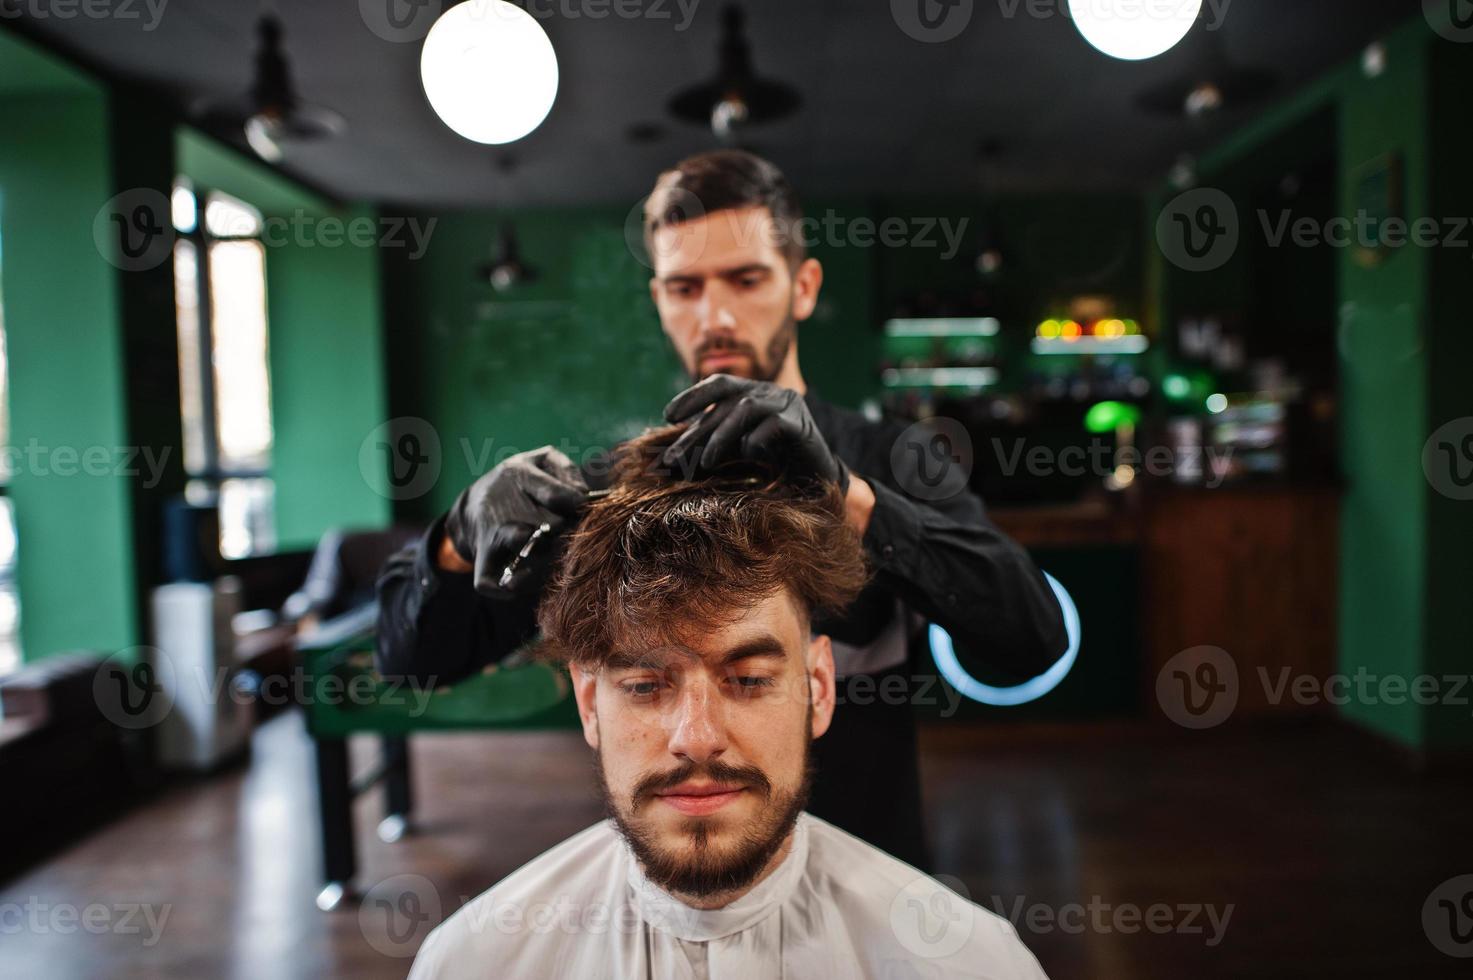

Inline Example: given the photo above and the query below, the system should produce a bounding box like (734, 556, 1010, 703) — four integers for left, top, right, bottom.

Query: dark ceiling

(6, 0, 1427, 208)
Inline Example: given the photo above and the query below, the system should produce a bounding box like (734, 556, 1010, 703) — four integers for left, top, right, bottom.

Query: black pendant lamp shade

(667, 5, 801, 143)
(196, 14, 345, 163)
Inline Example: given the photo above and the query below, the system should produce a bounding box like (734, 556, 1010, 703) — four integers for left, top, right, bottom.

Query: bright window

(172, 180, 276, 559)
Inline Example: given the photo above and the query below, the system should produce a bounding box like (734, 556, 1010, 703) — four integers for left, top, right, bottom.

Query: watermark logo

(0, 897, 172, 946)
(1427, 0, 1473, 43)
(627, 193, 970, 268)
(1158, 657, 1473, 729)
(359, 0, 443, 42)
(1260, 668, 1473, 713)
(835, 671, 965, 717)
(1423, 417, 1473, 501)
(0, 0, 168, 31)
(360, 874, 442, 957)
(1163, 186, 1473, 270)
(0, 440, 172, 487)
(891, 0, 973, 42)
(624, 189, 708, 271)
(253, 212, 438, 258)
(1258, 209, 1470, 256)
(889, 874, 975, 959)
(93, 188, 173, 272)
(362, 0, 701, 43)
(95, 648, 437, 723)
(360, 417, 442, 501)
(92, 646, 175, 730)
(989, 438, 1233, 490)
(1156, 646, 1238, 729)
(1157, 188, 1239, 272)
(993, 894, 1233, 946)
(891, 417, 974, 502)
(1424, 875, 1473, 957)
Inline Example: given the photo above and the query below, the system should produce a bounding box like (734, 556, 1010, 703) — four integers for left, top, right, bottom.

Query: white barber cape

(407, 812, 1049, 980)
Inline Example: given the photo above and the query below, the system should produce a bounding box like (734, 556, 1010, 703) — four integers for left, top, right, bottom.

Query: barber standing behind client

(377, 149, 1068, 870)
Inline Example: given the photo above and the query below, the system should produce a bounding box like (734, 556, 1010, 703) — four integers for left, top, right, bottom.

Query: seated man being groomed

(407, 427, 1049, 980)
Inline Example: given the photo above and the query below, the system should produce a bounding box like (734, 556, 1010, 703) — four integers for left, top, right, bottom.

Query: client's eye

(619, 679, 664, 700)
(729, 675, 776, 695)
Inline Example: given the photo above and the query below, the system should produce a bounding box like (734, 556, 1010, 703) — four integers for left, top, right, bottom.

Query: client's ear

(808, 635, 837, 739)
(571, 665, 600, 749)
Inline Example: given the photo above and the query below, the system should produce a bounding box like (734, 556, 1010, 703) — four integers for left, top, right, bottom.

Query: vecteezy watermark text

(992, 894, 1234, 947)
(94, 189, 438, 272)
(0, 898, 172, 946)
(1258, 210, 1471, 253)
(93, 647, 440, 730)
(1158, 646, 1473, 729)
(991, 438, 1233, 490)
(893, 0, 1233, 45)
(1157, 186, 1473, 272)
(1, 440, 171, 488)
(0, 0, 167, 30)
(358, 0, 701, 44)
(724, 208, 971, 261)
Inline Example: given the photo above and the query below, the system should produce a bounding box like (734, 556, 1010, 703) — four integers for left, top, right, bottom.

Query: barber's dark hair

(536, 425, 868, 667)
(642, 149, 806, 268)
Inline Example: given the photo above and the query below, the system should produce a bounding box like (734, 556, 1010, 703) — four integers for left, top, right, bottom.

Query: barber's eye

(730, 676, 775, 694)
(620, 680, 663, 699)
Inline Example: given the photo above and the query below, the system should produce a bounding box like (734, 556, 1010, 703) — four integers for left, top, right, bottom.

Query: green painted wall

(1155, 15, 1468, 755)
(176, 131, 391, 550)
(0, 33, 138, 658)
(0, 22, 403, 664)
(1333, 23, 1429, 749)
(265, 203, 392, 547)
(382, 206, 682, 522)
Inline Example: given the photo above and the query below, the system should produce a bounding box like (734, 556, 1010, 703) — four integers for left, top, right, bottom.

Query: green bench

(297, 610, 577, 910)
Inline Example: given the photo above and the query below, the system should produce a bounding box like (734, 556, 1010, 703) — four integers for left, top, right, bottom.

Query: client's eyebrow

(718, 634, 787, 666)
(603, 634, 788, 671)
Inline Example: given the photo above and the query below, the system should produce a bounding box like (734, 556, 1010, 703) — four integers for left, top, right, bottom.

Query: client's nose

(665, 675, 728, 764)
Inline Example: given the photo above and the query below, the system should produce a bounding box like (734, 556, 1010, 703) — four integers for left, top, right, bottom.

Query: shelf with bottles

(1158, 315, 1339, 488)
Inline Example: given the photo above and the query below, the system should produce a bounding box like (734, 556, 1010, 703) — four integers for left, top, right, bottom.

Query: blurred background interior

(0, 1, 1471, 977)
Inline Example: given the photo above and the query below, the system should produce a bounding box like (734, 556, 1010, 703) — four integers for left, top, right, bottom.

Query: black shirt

(375, 391, 1068, 686)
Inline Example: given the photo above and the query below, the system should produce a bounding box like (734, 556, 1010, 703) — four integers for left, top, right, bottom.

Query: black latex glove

(443, 446, 588, 597)
(660, 374, 849, 492)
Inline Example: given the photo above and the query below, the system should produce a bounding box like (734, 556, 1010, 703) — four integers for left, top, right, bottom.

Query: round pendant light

(1068, 0, 1203, 61)
(420, 0, 559, 145)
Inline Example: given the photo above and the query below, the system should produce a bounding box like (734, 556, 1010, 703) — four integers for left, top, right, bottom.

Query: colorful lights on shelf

(1032, 317, 1148, 355)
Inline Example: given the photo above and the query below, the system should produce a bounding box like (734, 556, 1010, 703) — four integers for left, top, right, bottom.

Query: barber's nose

(666, 678, 727, 764)
(696, 284, 737, 333)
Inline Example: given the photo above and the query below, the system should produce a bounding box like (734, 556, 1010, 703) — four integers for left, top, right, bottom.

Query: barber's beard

(595, 718, 813, 900)
(690, 312, 798, 385)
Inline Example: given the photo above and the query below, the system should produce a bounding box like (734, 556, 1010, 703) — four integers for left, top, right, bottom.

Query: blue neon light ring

(929, 572, 1081, 706)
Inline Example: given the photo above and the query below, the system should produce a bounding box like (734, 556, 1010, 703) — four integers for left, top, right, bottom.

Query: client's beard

(595, 719, 813, 900)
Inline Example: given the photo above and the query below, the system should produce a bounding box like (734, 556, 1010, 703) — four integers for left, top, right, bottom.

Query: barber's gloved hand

(443, 446, 588, 597)
(660, 374, 849, 492)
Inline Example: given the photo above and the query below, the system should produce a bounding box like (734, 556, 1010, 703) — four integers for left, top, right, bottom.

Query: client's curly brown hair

(536, 424, 870, 667)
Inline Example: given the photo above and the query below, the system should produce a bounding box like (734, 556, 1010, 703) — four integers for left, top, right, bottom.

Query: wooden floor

(1, 712, 1469, 979)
